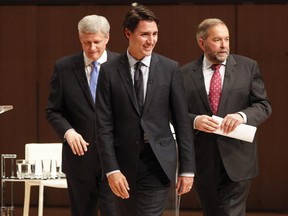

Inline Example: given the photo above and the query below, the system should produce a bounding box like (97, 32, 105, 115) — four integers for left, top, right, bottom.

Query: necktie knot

(211, 64, 221, 71)
(134, 61, 143, 80)
(92, 61, 98, 68)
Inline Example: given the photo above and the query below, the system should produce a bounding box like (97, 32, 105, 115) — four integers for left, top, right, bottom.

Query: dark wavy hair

(123, 4, 159, 33)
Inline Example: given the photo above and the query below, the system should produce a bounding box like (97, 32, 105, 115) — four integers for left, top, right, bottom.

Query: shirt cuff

(193, 116, 200, 129)
(237, 112, 247, 123)
(106, 170, 120, 177)
(179, 172, 195, 177)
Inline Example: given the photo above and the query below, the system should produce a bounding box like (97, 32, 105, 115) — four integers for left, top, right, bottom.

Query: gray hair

(196, 18, 226, 41)
(78, 15, 110, 38)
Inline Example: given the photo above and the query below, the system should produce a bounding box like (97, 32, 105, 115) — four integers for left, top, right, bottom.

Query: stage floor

(11, 207, 288, 216)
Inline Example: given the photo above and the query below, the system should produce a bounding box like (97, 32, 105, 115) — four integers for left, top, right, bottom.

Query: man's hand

(107, 172, 130, 199)
(195, 115, 220, 133)
(176, 176, 194, 195)
(221, 113, 244, 134)
(65, 129, 89, 156)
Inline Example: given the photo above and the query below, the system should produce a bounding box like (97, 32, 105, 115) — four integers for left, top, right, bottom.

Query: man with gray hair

(46, 15, 119, 216)
(181, 18, 271, 216)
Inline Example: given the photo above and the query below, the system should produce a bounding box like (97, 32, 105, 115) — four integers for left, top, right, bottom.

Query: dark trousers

(114, 143, 171, 216)
(195, 144, 251, 216)
(66, 171, 116, 216)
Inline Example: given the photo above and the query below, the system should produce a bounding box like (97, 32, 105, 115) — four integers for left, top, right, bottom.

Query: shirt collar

(126, 50, 151, 68)
(203, 55, 227, 69)
(83, 50, 108, 67)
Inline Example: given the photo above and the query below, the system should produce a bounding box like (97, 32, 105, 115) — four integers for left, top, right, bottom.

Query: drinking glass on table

(41, 159, 51, 179)
(16, 159, 35, 179)
(16, 159, 28, 179)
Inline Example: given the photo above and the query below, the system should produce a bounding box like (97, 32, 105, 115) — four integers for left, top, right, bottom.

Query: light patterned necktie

(90, 61, 98, 102)
(209, 64, 222, 114)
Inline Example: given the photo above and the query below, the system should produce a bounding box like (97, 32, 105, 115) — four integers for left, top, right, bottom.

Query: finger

(175, 179, 181, 191)
(80, 139, 89, 152)
(75, 139, 87, 155)
(177, 185, 188, 195)
(70, 145, 77, 155)
(119, 179, 130, 198)
(124, 178, 130, 191)
(109, 176, 130, 199)
(74, 141, 83, 156)
(114, 182, 129, 199)
(177, 183, 190, 195)
(119, 186, 130, 199)
(224, 120, 236, 134)
(67, 141, 77, 155)
(208, 116, 221, 126)
(110, 185, 122, 197)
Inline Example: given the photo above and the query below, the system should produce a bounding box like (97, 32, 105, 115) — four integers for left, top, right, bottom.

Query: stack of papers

(212, 115, 257, 143)
(0, 105, 13, 114)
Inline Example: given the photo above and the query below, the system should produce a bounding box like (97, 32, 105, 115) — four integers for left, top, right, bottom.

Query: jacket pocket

(159, 137, 174, 147)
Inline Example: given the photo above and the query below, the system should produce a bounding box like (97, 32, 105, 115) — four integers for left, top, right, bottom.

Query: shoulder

(55, 52, 83, 65)
(229, 54, 257, 65)
(181, 60, 199, 71)
(181, 57, 202, 75)
(152, 53, 178, 66)
(101, 53, 123, 70)
(107, 50, 121, 61)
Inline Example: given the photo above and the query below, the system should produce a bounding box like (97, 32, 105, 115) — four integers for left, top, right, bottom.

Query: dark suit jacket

(46, 51, 119, 180)
(96, 53, 196, 184)
(181, 54, 272, 182)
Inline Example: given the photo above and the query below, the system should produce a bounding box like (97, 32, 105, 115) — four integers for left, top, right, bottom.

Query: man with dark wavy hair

(96, 5, 196, 216)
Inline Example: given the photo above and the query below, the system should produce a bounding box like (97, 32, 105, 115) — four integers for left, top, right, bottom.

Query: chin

(143, 51, 153, 56)
(217, 55, 228, 62)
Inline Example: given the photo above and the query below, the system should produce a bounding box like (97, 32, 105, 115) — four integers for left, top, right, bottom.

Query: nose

(147, 35, 152, 43)
(221, 39, 228, 47)
(90, 42, 98, 50)
(147, 35, 156, 44)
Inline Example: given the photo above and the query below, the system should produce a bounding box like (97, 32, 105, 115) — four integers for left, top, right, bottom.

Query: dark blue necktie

(90, 61, 98, 102)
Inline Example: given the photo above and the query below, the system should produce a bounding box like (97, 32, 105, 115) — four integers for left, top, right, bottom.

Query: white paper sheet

(212, 115, 257, 143)
(0, 105, 13, 114)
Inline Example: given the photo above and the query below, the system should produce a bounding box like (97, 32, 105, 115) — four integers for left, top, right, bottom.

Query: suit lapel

(218, 55, 236, 115)
(73, 53, 95, 109)
(142, 54, 158, 115)
(117, 54, 141, 115)
(191, 58, 212, 112)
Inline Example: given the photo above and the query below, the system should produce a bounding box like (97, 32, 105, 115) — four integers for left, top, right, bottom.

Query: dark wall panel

(1, 0, 287, 5)
(237, 4, 288, 211)
(0, 6, 38, 157)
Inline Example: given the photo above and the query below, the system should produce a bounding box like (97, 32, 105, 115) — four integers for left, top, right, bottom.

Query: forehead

(207, 24, 229, 38)
(80, 32, 107, 40)
(134, 20, 158, 32)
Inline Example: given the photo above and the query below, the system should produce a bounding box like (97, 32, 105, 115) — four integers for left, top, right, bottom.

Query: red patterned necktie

(209, 64, 222, 114)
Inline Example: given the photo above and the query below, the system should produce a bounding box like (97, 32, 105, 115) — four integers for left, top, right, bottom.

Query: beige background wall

(0, 4, 287, 211)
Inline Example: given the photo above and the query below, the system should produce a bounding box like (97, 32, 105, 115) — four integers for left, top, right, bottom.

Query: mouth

(218, 51, 228, 56)
(143, 45, 153, 51)
(90, 51, 99, 55)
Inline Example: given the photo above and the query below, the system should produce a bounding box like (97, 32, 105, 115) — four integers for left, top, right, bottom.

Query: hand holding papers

(212, 115, 257, 143)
